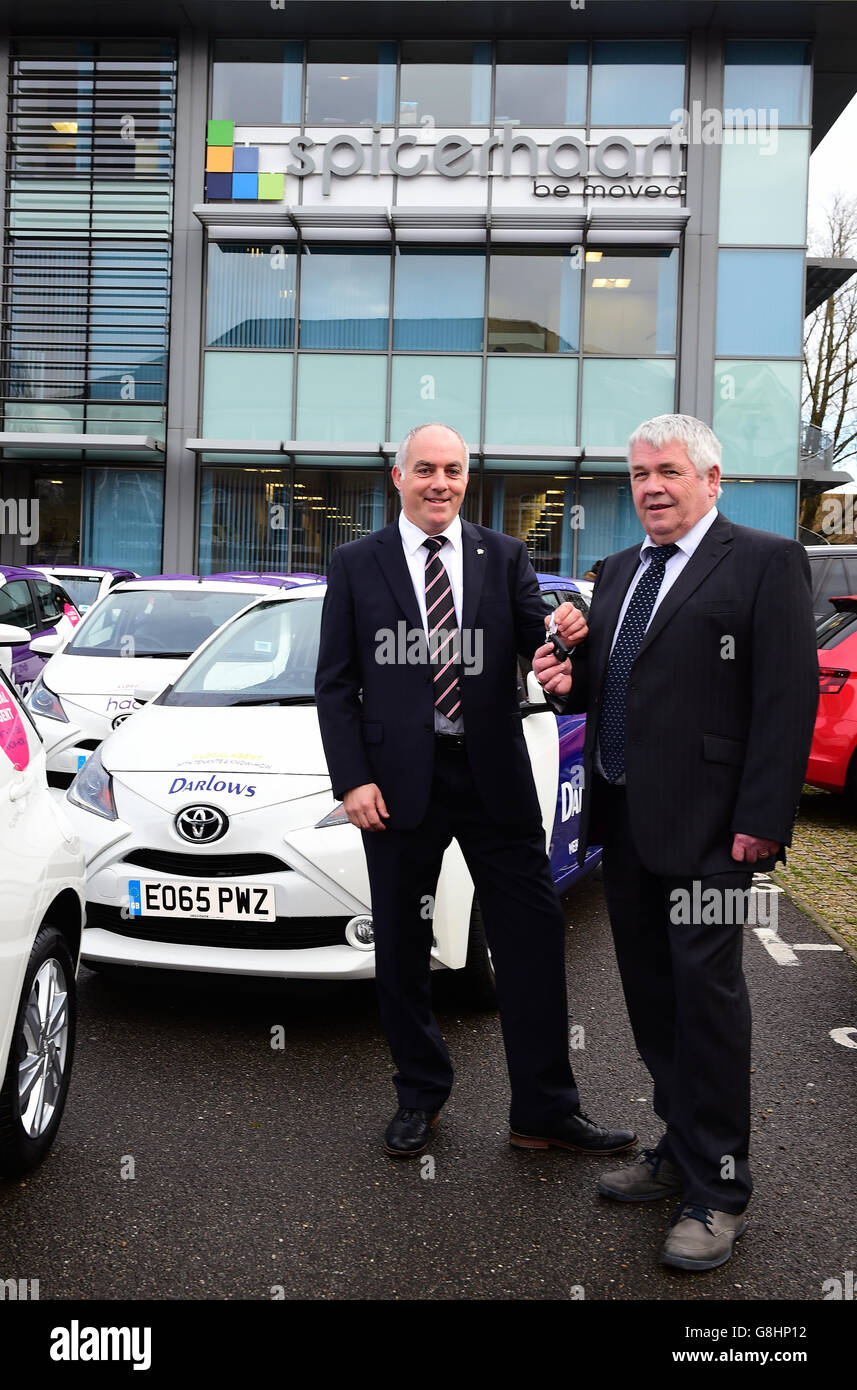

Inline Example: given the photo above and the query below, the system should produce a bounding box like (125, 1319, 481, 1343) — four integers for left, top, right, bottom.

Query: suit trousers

(361, 740, 581, 1130)
(596, 778, 752, 1211)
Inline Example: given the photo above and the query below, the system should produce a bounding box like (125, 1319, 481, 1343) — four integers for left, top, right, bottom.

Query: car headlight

(27, 674, 68, 723)
(315, 802, 350, 829)
(67, 745, 117, 820)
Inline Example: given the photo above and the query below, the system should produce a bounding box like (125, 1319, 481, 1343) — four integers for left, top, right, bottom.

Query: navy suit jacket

(565, 514, 819, 877)
(315, 518, 551, 830)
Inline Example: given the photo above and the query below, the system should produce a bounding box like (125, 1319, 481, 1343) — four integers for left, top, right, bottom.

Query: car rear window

(817, 608, 857, 650)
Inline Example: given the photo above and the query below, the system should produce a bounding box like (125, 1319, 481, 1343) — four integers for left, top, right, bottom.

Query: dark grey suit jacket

(315, 519, 551, 830)
(565, 514, 819, 877)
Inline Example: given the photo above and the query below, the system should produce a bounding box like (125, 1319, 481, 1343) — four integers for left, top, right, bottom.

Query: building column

(678, 28, 723, 423)
(163, 27, 208, 573)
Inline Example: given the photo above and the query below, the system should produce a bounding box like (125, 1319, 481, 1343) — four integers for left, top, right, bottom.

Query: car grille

(86, 903, 348, 950)
(121, 850, 290, 876)
(48, 771, 74, 790)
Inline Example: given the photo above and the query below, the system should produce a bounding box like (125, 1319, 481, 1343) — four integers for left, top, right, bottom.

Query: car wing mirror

(29, 632, 63, 657)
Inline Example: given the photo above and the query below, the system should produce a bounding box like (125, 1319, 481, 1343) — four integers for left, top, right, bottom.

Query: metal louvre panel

(86, 903, 348, 951)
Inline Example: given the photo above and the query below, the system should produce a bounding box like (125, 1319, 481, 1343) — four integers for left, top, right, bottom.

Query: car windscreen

(163, 598, 321, 707)
(64, 588, 256, 658)
(816, 607, 857, 651)
(53, 576, 102, 611)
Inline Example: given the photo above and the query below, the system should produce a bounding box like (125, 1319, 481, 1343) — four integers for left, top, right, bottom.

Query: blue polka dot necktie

(423, 536, 461, 721)
(598, 543, 679, 783)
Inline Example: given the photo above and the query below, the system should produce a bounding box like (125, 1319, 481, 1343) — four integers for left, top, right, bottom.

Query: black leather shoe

(384, 1107, 439, 1158)
(509, 1109, 636, 1155)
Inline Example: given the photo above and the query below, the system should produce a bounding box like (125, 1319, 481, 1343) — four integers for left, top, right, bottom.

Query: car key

(547, 613, 572, 662)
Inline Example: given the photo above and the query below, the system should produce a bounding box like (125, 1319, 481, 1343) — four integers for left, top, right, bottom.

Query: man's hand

(547, 602, 588, 649)
(343, 783, 389, 832)
(731, 833, 780, 864)
(532, 642, 572, 697)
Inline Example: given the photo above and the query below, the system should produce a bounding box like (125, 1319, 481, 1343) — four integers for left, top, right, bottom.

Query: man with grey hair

(536, 413, 818, 1271)
(316, 421, 636, 1162)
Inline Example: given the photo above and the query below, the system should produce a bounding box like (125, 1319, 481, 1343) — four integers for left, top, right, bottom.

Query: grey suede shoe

(597, 1147, 683, 1201)
(659, 1203, 748, 1271)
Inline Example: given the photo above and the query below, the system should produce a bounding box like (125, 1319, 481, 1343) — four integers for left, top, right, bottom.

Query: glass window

(393, 249, 484, 351)
(81, 469, 163, 572)
(590, 41, 686, 126)
(0, 580, 38, 631)
(295, 354, 386, 441)
(583, 249, 677, 356)
(399, 41, 491, 126)
(489, 251, 580, 354)
(207, 243, 296, 349)
(199, 467, 290, 574)
(202, 352, 293, 439)
(715, 250, 804, 358)
(719, 131, 810, 245)
(485, 358, 578, 446)
(292, 468, 388, 570)
(713, 359, 801, 476)
(723, 42, 811, 126)
(483, 472, 577, 573)
(581, 359, 676, 447)
(34, 580, 69, 624)
(212, 39, 302, 125)
(390, 356, 482, 443)
(494, 41, 587, 126)
(718, 480, 796, 536)
(299, 247, 389, 350)
(305, 41, 395, 126)
(30, 473, 82, 564)
(577, 477, 643, 573)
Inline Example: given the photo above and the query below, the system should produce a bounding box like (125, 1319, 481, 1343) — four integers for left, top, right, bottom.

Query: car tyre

(846, 753, 857, 808)
(0, 925, 77, 1179)
(456, 898, 498, 1011)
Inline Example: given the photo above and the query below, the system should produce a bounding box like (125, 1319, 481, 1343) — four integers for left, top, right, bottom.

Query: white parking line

(830, 1027, 857, 1049)
(793, 943, 844, 951)
(753, 927, 800, 966)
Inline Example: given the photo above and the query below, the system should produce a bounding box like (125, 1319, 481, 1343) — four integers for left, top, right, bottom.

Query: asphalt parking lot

(1, 867, 854, 1305)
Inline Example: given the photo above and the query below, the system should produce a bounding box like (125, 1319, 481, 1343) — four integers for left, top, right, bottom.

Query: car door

(0, 580, 41, 698)
(0, 668, 51, 1061)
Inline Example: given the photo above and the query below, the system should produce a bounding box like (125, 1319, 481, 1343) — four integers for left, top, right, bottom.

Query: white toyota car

(26, 576, 295, 787)
(0, 627, 85, 1178)
(64, 584, 599, 1006)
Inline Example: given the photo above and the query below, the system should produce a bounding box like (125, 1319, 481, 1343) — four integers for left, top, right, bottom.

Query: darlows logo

(50, 1320, 151, 1370)
(169, 775, 256, 798)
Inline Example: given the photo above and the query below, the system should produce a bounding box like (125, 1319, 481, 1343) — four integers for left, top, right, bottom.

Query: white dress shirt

(398, 510, 464, 733)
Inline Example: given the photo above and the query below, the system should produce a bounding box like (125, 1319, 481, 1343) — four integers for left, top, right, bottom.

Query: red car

(806, 596, 857, 800)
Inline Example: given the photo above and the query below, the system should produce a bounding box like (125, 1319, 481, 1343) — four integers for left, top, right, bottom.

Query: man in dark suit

(315, 421, 635, 1159)
(536, 414, 818, 1271)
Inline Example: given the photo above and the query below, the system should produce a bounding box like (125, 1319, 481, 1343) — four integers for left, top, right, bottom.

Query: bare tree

(803, 193, 857, 472)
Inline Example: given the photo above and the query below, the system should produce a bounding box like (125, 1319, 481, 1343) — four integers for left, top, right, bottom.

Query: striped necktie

(423, 535, 461, 722)
(598, 543, 679, 782)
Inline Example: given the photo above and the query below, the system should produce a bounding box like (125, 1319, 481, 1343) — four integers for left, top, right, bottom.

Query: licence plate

(127, 879, 276, 922)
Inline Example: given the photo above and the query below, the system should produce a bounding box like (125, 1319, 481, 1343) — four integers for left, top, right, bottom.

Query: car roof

(804, 545, 857, 556)
(120, 574, 294, 591)
(535, 573, 584, 591)
(35, 564, 136, 577)
(0, 564, 43, 582)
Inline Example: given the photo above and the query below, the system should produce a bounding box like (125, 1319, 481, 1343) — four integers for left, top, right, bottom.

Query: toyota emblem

(174, 804, 228, 844)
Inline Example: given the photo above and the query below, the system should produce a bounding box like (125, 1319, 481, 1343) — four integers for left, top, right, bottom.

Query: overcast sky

(808, 90, 857, 229)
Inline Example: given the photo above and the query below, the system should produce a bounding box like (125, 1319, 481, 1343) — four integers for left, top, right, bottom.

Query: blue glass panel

(296, 354, 386, 440)
(577, 476, 642, 572)
(590, 41, 686, 125)
(719, 480, 796, 537)
(723, 42, 810, 126)
(377, 42, 396, 123)
(713, 359, 801, 476)
(299, 249, 389, 350)
(716, 250, 804, 357)
(581, 360, 675, 447)
(718, 131, 809, 245)
(81, 468, 163, 571)
(198, 467, 290, 574)
(485, 358, 578, 446)
(207, 243, 296, 349)
(390, 356, 482, 443)
(471, 42, 491, 124)
(394, 250, 484, 351)
(282, 41, 303, 124)
(203, 352, 293, 438)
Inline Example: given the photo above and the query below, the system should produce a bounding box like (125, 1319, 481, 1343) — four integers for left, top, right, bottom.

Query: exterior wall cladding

(0, 9, 832, 580)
